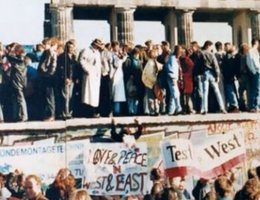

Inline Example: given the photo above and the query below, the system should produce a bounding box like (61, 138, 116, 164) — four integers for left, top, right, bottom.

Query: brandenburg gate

(44, 0, 260, 47)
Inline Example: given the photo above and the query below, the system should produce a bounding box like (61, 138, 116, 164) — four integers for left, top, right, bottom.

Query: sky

(0, 0, 232, 48)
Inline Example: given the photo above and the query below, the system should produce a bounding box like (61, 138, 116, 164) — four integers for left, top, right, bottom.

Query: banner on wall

(161, 131, 246, 179)
(0, 143, 66, 183)
(86, 143, 148, 196)
(161, 139, 194, 177)
(0, 140, 90, 184)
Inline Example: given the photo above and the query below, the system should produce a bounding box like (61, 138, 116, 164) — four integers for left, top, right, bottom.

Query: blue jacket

(165, 54, 179, 80)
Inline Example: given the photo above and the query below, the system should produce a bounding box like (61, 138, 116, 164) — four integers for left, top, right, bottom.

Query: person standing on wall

(38, 37, 60, 121)
(246, 38, 260, 112)
(78, 39, 103, 118)
(56, 40, 78, 119)
(200, 40, 226, 114)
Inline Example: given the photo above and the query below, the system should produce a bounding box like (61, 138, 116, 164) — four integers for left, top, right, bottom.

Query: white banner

(195, 131, 246, 178)
(161, 131, 246, 178)
(161, 139, 194, 177)
(0, 144, 66, 183)
(0, 140, 90, 184)
(86, 143, 148, 196)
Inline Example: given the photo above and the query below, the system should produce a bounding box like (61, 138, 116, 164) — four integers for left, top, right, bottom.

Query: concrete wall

(0, 114, 259, 170)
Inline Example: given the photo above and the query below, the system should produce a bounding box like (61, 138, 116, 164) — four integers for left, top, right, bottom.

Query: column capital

(114, 6, 136, 14)
(250, 9, 260, 14)
(175, 8, 196, 14)
(49, 3, 73, 10)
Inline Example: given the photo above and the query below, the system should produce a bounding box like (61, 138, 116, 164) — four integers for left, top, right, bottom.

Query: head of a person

(169, 177, 182, 188)
(24, 175, 42, 199)
(111, 41, 120, 52)
(239, 43, 249, 55)
(7, 43, 25, 57)
(224, 42, 232, 53)
(242, 177, 260, 199)
(150, 168, 162, 181)
(105, 43, 111, 51)
(173, 45, 183, 58)
(17, 173, 25, 187)
(251, 38, 259, 48)
(125, 195, 139, 200)
(148, 49, 158, 59)
(202, 40, 213, 51)
(132, 47, 140, 58)
(215, 41, 223, 52)
(145, 40, 153, 50)
(64, 174, 76, 192)
(24, 53, 35, 65)
(44, 37, 60, 51)
(0, 173, 5, 188)
(35, 43, 45, 52)
(161, 41, 170, 52)
(190, 41, 200, 53)
(91, 38, 104, 51)
(214, 175, 234, 198)
(65, 40, 76, 55)
(73, 189, 92, 200)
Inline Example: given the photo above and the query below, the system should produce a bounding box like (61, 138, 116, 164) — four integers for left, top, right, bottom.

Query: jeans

(194, 75, 203, 112)
(0, 85, 3, 121)
(127, 97, 139, 115)
(41, 77, 56, 119)
(224, 82, 239, 108)
(145, 88, 159, 115)
(253, 72, 260, 109)
(248, 72, 260, 110)
(60, 83, 74, 118)
(13, 88, 28, 121)
(113, 102, 124, 116)
(201, 70, 225, 113)
(167, 77, 182, 115)
(238, 74, 250, 111)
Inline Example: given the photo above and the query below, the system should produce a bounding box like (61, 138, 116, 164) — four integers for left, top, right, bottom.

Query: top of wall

(52, 0, 260, 10)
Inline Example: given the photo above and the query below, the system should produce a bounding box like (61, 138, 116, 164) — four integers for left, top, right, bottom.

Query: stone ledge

(0, 113, 259, 132)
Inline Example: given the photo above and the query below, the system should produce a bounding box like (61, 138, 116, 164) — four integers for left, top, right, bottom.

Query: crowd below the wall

(0, 165, 259, 200)
(0, 37, 260, 122)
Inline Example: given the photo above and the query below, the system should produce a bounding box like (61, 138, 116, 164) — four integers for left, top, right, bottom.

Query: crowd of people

(0, 37, 260, 122)
(0, 166, 259, 200)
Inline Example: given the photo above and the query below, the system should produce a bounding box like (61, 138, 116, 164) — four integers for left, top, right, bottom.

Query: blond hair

(73, 189, 92, 200)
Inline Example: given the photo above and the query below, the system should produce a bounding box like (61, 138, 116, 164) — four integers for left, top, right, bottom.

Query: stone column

(163, 9, 178, 49)
(176, 9, 194, 46)
(49, 4, 74, 42)
(109, 8, 118, 42)
(110, 7, 135, 44)
(44, 3, 52, 38)
(232, 10, 251, 46)
(250, 10, 260, 40)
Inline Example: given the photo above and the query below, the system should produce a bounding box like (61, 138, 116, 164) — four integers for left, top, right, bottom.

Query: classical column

(163, 9, 178, 49)
(176, 9, 194, 46)
(49, 4, 74, 42)
(109, 8, 118, 42)
(110, 7, 135, 44)
(44, 3, 52, 38)
(232, 10, 251, 46)
(250, 10, 260, 40)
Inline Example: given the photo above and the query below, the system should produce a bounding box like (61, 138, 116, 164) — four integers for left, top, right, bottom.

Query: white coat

(111, 53, 127, 102)
(79, 47, 101, 107)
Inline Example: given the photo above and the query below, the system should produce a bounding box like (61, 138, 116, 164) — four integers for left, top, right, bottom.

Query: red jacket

(180, 56, 194, 94)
